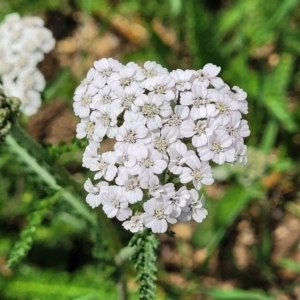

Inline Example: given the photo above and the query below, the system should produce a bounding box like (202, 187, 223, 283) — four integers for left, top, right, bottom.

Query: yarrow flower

(0, 13, 55, 116)
(73, 58, 250, 234)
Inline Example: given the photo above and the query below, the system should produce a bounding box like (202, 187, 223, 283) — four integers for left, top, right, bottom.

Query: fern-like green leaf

(129, 230, 159, 300)
(7, 191, 60, 268)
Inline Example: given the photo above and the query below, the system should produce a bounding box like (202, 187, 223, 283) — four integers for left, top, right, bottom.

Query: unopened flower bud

(6, 96, 21, 115)
(0, 88, 21, 142)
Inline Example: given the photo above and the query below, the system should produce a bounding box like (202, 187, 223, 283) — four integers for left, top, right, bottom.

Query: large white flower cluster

(0, 13, 55, 116)
(73, 58, 250, 233)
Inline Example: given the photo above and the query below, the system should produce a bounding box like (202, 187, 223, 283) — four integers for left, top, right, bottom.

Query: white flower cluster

(0, 13, 55, 116)
(73, 58, 250, 233)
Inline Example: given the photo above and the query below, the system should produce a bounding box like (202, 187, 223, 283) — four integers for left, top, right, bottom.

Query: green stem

(6, 124, 122, 254)
(9, 124, 82, 190)
(6, 132, 96, 226)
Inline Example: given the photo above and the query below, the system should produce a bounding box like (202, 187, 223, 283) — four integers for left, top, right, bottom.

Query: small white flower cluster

(73, 58, 250, 234)
(0, 13, 55, 116)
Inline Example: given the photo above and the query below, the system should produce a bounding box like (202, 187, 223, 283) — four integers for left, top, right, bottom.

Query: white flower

(90, 151, 117, 180)
(125, 61, 142, 72)
(136, 60, 168, 85)
(191, 191, 208, 222)
(151, 126, 178, 157)
(115, 122, 150, 154)
(74, 68, 96, 97)
(17, 68, 46, 92)
(170, 69, 194, 91)
(35, 27, 56, 53)
(180, 155, 214, 189)
(84, 179, 109, 208)
(23, 15, 44, 26)
(216, 82, 230, 94)
(163, 105, 191, 137)
(135, 94, 172, 130)
(148, 175, 164, 198)
(211, 92, 240, 125)
(1, 21, 23, 52)
(163, 184, 190, 218)
(0, 51, 12, 75)
(17, 31, 40, 53)
(180, 119, 216, 147)
(179, 190, 208, 222)
(146, 74, 176, 101)
(0, 13, 55, 116)
(91, 85, 118, 110)
(168, 141, 195, 175)
(130, 148, 168, 177)
(142, 198, 176, 233)
(122, 215, 144, 233)
(82, 141, 100, 169)
(102, 186, 132, 221)
(180, 85, 216, 120)
(228, 86, 248, 114)
(109, 65, 139, 90)
(15, 89, 41, 116)
(73, 85, 98, 118)
(93, 58, 122, 86)
(123, 110, 146, 124)
(193, 63, 224, 88)
(15, 52, 43, 70)
(114, 143, 137, 171)
(197, 134, 236, 164)
(215, 114, 250, 146)
(115, 171, 146, 204)
(234, 144, 248, 167)
(137, 61, 168, 84)
(91, 106, 119, 139)
(113, 84, 144, 113)
(76, 118, 102, 142)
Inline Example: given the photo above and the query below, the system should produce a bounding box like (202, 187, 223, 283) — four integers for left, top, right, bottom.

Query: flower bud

(0, 88, 21, 142)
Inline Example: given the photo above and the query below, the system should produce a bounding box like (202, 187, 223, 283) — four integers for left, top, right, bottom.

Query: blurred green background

(0, 0, 300, 299)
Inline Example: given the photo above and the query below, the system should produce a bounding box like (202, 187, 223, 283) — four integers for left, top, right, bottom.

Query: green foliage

(47, 138, 87, 158)
(192, 184, 252, 256)
(44, 68, 76, 103)
(129, 230, 159, 300)
(75, 0, 111, 15)
(1, 0, 300, 299)
(90, 227, 117, 279)
(261, 53, 296, 131)
(6, 126, 97, 226)
(277, 258, 300, 274)
(204, 287, 276, 300)
(0, 0, 69, 20)
(7, 192, 60, 268)
(2, 265, 118, 300)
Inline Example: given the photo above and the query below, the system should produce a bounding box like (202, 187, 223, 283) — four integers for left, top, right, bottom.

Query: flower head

(73, 58, 250, 234)
(0, 13, 55, 115)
